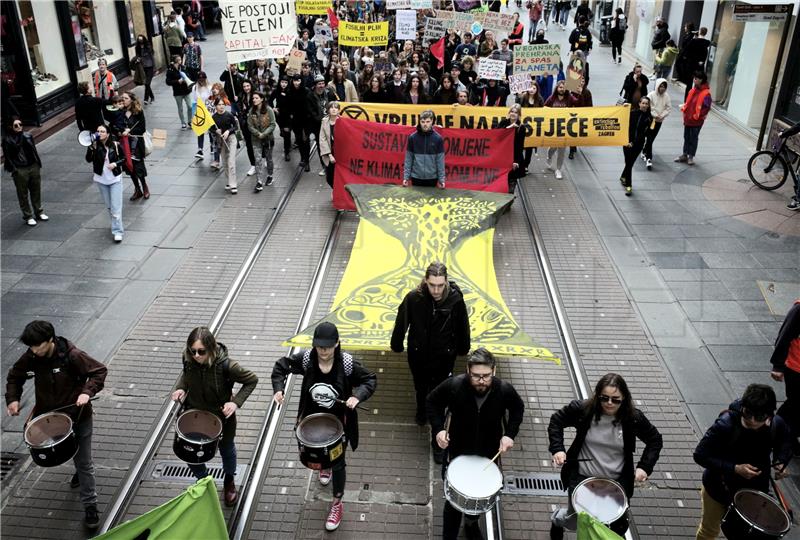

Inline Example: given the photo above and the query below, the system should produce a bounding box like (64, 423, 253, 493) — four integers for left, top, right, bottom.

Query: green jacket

(176, 343, 258, 413)
(163, 24, 185, 48)
(247, 107, 276, 142)
(656, 45, 679, 67)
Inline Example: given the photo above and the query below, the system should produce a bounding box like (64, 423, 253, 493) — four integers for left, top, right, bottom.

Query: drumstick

(482, 450, 502, 470)
(49, 396, 100, 413)
(334, 398, 369, 412)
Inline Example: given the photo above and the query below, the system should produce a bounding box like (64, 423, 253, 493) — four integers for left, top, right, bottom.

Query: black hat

(312, 322, 339, 347)
(292, 73, 303, 81)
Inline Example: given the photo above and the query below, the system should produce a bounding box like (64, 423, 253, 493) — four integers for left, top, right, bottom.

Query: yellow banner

(296, 0, 330, 14)
(285, 185, 559, 361)
(339, 102, 630, 148)
(191, 99, 215, 136)
(338, 21, 389, 47)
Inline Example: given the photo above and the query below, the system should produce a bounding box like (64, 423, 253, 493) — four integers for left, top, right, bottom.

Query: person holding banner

(498, 104, 526, 193)
(544, 81, 576, 180)
(518, 81, 545, 173)
(403, 110, 446, 189)
(620, 96, 651, 197)
(271, 322, 377, 532)
(404, 74, 432, 105)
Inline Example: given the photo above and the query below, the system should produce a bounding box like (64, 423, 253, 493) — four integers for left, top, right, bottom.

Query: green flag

(577, 512, 624, 540)
(95, 477, 228, 540)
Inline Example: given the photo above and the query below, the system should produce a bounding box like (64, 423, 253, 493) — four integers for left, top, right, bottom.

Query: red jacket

(772, 300, 800, 374)
(682, 83, 711, 127)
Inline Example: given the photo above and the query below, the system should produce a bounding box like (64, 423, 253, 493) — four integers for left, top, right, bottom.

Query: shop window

(16, 1, 70, 98)
(70, 0, 123, 72)
(776, 35, 800, 124)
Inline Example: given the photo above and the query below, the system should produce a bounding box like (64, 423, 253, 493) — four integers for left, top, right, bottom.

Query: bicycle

(747, 123, 800, 191)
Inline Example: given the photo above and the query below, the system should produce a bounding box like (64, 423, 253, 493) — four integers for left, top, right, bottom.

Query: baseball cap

(312, 322, 339, 348)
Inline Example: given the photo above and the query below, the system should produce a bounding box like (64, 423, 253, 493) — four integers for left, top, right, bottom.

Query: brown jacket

(5, 337, 107, 423)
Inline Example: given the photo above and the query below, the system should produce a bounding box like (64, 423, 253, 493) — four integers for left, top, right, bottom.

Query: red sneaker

(319, 469, 332, 486)
(325, 500, 343, 531)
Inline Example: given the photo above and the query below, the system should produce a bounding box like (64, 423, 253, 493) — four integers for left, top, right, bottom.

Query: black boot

(550, 523, 564, 540)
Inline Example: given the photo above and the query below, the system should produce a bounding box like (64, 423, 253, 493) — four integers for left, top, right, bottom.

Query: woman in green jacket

(171, 327, 258, 506)
(247, 91, 277, 192)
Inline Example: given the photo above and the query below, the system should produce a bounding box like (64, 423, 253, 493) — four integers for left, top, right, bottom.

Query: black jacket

(287, 85, 311, 127)
(269, 86, 292, 128)
(2, 132, 41, 173)
(568, 27, 593, 52)
(390, 281, 471, 358)
(548, 399, 663, 498)
(498, 119, 525, 175)
(621, 72, 648, 104)
(85, 141, 125, 177)
(220, 69, 245, 103)
(651, 23, 670, 50)
(628, 108, 651, 147)
(123, 111, 146, 158)
(427, 374, 524, 459)
(75, 95, 107, 132)
(271, 348, 377, 451)
(165, 65, 193, 96)
(694, 399, 793, 505)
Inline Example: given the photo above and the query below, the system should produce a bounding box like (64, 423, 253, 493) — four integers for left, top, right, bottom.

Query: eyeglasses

(189, 348, 207, 356)
(469, 372, 492, 382)
(598, 395, 623, 405)
(742, 409, 770, 422)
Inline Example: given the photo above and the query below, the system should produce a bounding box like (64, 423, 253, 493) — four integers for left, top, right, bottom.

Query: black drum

(295, 413, 345, 470)
(24, 412, 79, 467)
(721, 489, 791, 539)
(173, 410, 222, 464)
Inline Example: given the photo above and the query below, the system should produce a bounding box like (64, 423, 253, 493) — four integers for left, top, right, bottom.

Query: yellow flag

(191, 99, 215, 136)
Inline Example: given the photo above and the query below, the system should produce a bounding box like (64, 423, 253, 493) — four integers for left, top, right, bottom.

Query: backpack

(617, 17, 627, 32)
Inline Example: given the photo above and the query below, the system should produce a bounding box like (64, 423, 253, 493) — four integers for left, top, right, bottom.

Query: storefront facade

(1, 0, 165, 126)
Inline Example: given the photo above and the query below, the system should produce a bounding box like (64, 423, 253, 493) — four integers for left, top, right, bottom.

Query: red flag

(327, 7, 339, 29)
(430, 37, 445, 69)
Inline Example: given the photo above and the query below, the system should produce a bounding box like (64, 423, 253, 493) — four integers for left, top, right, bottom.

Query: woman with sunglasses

(547, 373, 663, 539)
(171, 327, 258, 507)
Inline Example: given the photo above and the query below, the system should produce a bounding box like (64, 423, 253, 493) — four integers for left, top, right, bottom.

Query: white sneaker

(246, 166, 256, 176)
(113, 234, 123, 243)
(646, 159, 653, 170)
(37, 213, 49, 221)
(194, 150, 203, 159)
(318, 170, 325, 176)
(555, 169, 563, 179)
(26, 218, 37, 226)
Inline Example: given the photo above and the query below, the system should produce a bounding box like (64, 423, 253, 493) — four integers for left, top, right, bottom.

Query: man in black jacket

(74, 82, 106, 133)
(694, 384, 792, 540)
(220, 64, 245, 113)
(428, 348, 524, 540)
(391, 261, 471, 450)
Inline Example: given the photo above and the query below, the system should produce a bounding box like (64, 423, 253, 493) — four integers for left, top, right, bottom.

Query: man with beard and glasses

(427, 348, 524, 540)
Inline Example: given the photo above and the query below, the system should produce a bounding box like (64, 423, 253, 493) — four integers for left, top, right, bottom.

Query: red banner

(332, 118, 512, 210)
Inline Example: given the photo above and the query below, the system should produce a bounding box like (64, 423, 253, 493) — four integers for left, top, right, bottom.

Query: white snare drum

(571, 477, 629, 525)
(444, 455, 503, 515)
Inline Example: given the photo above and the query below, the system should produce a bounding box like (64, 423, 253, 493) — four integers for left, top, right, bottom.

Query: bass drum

(295, 413, 345, 470)
(24, 412, 79, 467)
(721, 489, 791, 540)
(173, 410, 223, 464)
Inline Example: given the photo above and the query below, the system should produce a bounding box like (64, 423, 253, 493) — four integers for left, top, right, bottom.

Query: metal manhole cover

(1, 453, 25, 483)
(149, 461, 246, 484)
(503, 472, 565, 496)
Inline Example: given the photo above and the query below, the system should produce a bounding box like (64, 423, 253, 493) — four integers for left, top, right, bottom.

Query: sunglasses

(189, 348, 207, 356)
(599, 395, 623, 405)
(12, 123, 22, 128)
(742, 409, 770, 422)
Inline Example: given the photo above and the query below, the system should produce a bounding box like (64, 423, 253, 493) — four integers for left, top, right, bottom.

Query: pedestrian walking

(549, 373, 663, 539)
(770, 300, 800, 455)
(544, 80, 576, 180)
(526, 0, 544, 44)
(85, 125, 125, 242)
(5, 320, 107, 529)
(621, 63, 648, 104)
(192, 72, 214, 160)
(675, 71, 711, 166)
(171, 327, 258, 507)
(427, 348, 524, 540)
(402, 109, 446, 188)
(135, 35, 156, 104)
(642, 78, 671, 170)
(391, 261, 471, 462)
(74, 82, 106, 132)
(120, 92, 150, 201)
(620, 96, 651, 196)
(182, 32, 203, 81)
(518, 81, 544, 173)
(210, 99, 240, 194)
(247, 91, 276, 191)
(318, 100, 340, 189)
(271, 322, 377, 531)
(2, 117, 47, 226)
(165, 55, 193, 130)
(269, 76, 293, 162)
(238, 80, 258, 178)
(609, 7, 627, 64)
(497, 104, 526, 193)
(288, 74, 312, 169)
(308, 75, 336, 174)
(163, 11, 185, 59)
(693, 384, 792, 540)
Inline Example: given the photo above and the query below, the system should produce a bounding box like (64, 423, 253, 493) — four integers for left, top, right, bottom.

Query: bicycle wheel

(748, 150, 788, 190)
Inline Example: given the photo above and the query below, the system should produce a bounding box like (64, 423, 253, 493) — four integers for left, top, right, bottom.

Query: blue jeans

(174, 94, 192, 125)
(559, 6, 570, 25)
(188, 437, 237, 479)
(95, 181, 123, 236)
(683, 125, 702, 157)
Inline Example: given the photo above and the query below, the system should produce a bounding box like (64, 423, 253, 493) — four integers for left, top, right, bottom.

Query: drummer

(548, 373, 663, 539)
(170, 327, 258, 507)
(5, 320, 108, 530)
(427, 347, 524, 540)
(271, 322, 377, 532)
(694, 383, 793, 540)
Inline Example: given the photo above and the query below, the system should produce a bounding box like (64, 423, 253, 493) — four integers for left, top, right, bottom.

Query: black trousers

(331, 452, 346, 499)
(441, 455, 493, 539)
(292, 123, 310, 163)
(408, 350, 454, 432)
(642, 121, 662, 160)
(325, 163, 335, 188)
(239, 124, 256, 166)
(611, 38, 623, 60)
(279, 125, 292, 157)
(621, 143, 644, 188)
(778, 367, 800, 444)
(143, 66, 155, 101)
(410, 177, 438, 187)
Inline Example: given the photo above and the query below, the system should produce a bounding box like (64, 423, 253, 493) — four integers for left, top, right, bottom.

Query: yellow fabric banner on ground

(285, 185, 559, 361)
(339, 102, 629, 148)
(338, 21, 389, 46)
(296, 0, 331, 14)
(191, 99, 215, 136)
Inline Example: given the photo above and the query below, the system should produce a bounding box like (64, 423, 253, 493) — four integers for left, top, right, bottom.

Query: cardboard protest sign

(313, 23, 332, 43)
(219, 0, 296, 61)
(565, 52, 585, 93)
(477, 58, 507, 81)
(513, 44, 561, 76)
(286, 48, 306, 73)
(508, 73, 533, 94)
(339, 21, 389, 46)
(424, 17, 447, 41)
(482, 12, 516, 32)
(296, 0, 331, 15)
(396, 10, 417, 40)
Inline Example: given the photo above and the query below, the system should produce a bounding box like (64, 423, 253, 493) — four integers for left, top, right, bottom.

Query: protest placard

(396, 10, 417, 40)
(424, 17, 447, 41)
(508, 73, 533, 94)
(286, 48, 306, 73)
(220, 0, 297, 61)
(387, 0, 412, 8)
(477, 58, 506, 81)
(313, 23, 332, 43)
(512, 44, 561, 76)
(565, 52, 585, 93)
(296, 0, 330, 15)
(339, 21, 389, 46)
(411, 0, 433, 8)
(482, 12, 516, 32)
